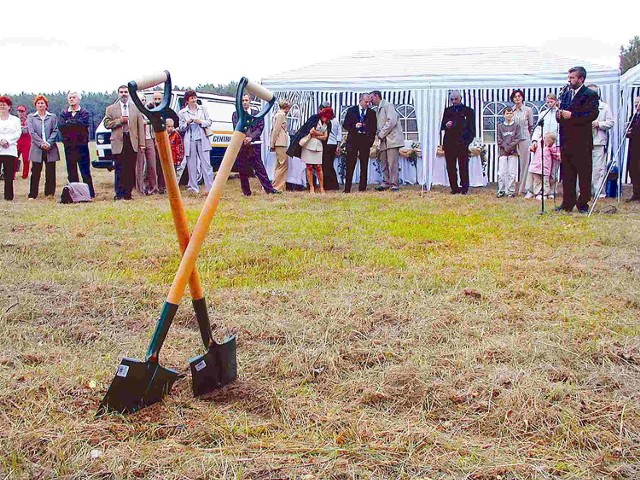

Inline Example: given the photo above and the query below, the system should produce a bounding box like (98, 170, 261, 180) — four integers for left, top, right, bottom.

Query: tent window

(396, 104, 418, 142)
(483, 100, 544, 143)
(526, 101, 543, 132)
(338, 102, 418, 141)
(287, 104, 301, 135)
(482, 101, 508, 143)
(339, 106, 349, 137)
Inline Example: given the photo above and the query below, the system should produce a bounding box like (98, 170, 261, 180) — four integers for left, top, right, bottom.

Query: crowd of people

(438, 66, 639, 213)
(0, 92, 95, 201)
(1, 65, 639, 210)
(284, 90, 407, 194)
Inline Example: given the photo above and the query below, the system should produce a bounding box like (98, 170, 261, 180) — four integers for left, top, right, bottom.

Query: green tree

(4, 91, 116, 139)
(620, 36, 640, 75)
(194, 81, 238, 97)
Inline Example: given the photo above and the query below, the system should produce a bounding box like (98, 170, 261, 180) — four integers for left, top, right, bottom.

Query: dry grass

(1, 156, 639, 479)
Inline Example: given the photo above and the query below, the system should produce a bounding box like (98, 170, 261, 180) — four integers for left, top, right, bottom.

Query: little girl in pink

(529, 132, 561, 200)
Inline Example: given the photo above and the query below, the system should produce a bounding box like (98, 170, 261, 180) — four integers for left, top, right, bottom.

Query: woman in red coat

(16, 105, 31, 179)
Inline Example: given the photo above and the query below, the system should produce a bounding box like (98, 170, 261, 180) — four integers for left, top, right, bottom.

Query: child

(529, 132, 560, 200)
(166, 118, 185, 179)
(496, 107, 521, 197)
(530, 93, 560, 198)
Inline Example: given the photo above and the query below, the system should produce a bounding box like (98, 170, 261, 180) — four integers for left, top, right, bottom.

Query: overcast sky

(1, 0, 636, 94)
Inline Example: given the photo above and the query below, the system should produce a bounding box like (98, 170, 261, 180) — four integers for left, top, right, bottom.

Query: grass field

(1, 155, 639, 479)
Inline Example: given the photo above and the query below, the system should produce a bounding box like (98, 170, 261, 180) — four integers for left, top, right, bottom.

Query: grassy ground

(1, 151, 639, 479)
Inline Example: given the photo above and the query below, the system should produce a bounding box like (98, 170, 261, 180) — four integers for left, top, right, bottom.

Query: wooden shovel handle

(245, 80, 274, 102)
(155, 131, 204, 300)
(166, 131, 246, 304)
(133, 71, 169, 90)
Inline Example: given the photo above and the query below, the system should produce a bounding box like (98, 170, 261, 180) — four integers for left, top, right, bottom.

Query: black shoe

(375, 185, 389, 191)
(577, 207, 589, 214)
(461, 190, 468, 195)
(268, 189, 282, 194)
(114, 195, 124, 201)
(554, 205, 568, 213)
(450, 189, 460, 195)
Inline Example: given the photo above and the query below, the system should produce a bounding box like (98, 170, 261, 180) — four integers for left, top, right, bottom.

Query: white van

(93, 91, 257, 171)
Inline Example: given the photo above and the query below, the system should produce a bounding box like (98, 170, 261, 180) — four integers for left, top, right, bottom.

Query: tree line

(6, 82, 238, 140)
(620, 35, 640, 75)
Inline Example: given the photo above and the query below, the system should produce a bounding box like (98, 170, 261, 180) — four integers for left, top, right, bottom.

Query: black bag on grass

(60, 182, 92, 204)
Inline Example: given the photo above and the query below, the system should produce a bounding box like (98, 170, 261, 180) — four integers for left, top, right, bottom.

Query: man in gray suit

(370, 91, 405, 191)
(104, 85, 145, 200)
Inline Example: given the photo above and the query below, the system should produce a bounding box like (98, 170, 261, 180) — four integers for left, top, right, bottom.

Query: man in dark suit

(556, 66, 600, 213)
(232, 93, 279, 196)
(440, 90, 475, 194)
(626, 97, 640, 202)
(342, 93, 377, 192)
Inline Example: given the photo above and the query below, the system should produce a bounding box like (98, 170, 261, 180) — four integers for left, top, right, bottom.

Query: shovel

(98, 73, 275, 414)
(128, 72, 237, 396)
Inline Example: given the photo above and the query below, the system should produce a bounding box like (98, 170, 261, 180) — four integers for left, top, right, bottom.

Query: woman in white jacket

(0, 96, 22, 201)
(178, 90, 213, 194)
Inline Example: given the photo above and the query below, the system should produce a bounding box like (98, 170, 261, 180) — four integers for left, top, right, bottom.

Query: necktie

(360, 109, 365, 121)
(122, 103, 130, 133)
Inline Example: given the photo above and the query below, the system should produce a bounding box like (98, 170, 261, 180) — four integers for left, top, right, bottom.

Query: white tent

(620, 63, 640, 184)
(261, 46, 622, 190)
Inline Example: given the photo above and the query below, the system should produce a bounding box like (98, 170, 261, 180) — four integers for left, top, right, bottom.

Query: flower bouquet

(468, 138, 488, 175)
(399, 142, 421, 167)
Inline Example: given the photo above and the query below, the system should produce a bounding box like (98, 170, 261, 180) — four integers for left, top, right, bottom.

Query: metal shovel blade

(97, 357, 181, 415)
(189, 335, 237, 396)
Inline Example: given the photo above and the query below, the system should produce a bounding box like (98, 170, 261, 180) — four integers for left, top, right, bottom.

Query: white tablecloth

(264, 152, 421, 187)
(431, 155, 488, 188)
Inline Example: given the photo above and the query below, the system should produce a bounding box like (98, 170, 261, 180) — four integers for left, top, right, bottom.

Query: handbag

(299, 133, 312, 148)
(369, 138, 381, 159)
(60, 182, 92, 204)
(204, 127, 213, 138)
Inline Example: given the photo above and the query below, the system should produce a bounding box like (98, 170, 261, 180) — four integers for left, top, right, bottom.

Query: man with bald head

(152, 91, 163, 107)
(146, 92, 169, 194)
(440, 90, 475, 194)
(342, 93, 377, 192)
(59, 91, 95, 197)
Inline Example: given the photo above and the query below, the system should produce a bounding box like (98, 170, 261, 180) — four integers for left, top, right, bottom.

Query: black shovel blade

(97, 357, 181, 415)
(189, 335, 237, 396)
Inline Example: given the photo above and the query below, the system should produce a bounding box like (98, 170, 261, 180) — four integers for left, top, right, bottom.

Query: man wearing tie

(440, 90, 475, 194)
(342, 93, 376, 193)
(104, 85, 145, 200)
(555, 66, 599, 213)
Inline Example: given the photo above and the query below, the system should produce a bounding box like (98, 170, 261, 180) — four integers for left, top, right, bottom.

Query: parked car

(93, 91, 260, 171)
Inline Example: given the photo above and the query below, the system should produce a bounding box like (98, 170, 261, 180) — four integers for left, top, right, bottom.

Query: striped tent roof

(621, 62, 640, 87)
(262, 46, 619, 91)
